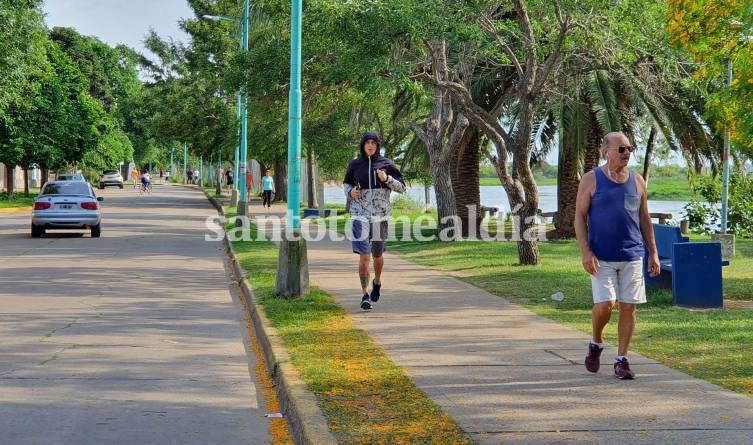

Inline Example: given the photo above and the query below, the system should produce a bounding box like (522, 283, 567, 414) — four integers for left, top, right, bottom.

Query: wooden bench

(645, 223, 729, 308)
(649, 212, 673, 224)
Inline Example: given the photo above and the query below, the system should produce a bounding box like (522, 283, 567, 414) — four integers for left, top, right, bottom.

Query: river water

(324, 185, 689, 222)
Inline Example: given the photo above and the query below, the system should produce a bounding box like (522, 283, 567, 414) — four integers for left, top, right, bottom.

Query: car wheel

(99, 183, 105, 189)
(91, 223, 101, 238)
(118, 184, 123, 189)
(31, 224, 44, 238)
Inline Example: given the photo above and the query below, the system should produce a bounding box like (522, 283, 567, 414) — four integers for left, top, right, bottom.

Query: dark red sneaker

(614, 357, 635, 380)
(585, 342, 603, 373)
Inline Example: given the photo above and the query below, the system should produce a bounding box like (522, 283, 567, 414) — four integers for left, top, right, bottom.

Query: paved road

(0, 185, 277, 444)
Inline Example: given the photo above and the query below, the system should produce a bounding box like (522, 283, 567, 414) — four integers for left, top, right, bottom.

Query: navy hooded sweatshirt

(343, 132, 406, 219)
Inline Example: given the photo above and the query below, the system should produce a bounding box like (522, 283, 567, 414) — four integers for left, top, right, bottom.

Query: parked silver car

(31, 181, 104, 238)
(99, 169, 124, 189)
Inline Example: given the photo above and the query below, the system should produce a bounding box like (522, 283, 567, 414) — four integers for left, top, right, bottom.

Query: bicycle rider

(140, 170, 152, 192)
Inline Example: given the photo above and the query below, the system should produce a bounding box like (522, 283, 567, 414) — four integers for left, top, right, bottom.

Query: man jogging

(343, 131, 406, 310)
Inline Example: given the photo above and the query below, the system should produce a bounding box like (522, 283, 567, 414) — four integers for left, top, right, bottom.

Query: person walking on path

(261, 170, 275, 208)
(343, 131, 406, 310)
(574, 131, 661, 380)
(225, 169, 234, 196)
(131, 168, 140, 188)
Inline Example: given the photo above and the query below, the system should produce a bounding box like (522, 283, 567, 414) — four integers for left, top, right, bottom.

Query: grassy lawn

(646, 176, 697, 201)
(228, 210, 474, 445)
(0, 191, 36, 209)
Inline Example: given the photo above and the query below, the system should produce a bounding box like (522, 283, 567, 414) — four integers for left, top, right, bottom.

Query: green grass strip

(229, 218, 475, 445)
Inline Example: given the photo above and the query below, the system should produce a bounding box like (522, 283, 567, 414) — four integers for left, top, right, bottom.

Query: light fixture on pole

(203, 2, 250, 223)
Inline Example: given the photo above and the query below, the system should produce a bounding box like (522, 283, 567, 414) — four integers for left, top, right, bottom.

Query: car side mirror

(97, 197, 104, 202)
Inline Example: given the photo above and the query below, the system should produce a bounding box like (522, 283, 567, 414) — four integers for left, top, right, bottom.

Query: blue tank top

(588, 168, 644, 261)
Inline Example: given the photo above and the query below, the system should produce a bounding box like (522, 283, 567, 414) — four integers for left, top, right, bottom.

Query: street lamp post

(720, 59, 732, 234)
(286, 0, 302, 230)
(275, 0, 309, 298)
(203, 2, 249, 223)
(231, 92, 241, 206)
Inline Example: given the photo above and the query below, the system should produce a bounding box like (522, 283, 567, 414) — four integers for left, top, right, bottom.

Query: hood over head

(359, 131, 381, 157)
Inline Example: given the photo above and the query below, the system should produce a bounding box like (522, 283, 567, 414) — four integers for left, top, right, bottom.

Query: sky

(42, 0, 193, 56)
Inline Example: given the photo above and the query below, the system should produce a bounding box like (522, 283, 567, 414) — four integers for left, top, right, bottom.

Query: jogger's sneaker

(360, 294, 372, 310)
(614, 357, 635, 380)
(370, 280, 381, 302)
(585, 342, 603, 373)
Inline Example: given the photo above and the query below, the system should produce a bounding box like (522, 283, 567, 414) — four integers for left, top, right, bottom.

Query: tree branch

(479, 7, 524, 79)
(532, 1, 576, 97)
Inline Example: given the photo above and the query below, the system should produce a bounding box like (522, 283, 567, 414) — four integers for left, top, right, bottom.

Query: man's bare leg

(358, 253, 371, 294)
(617, 302, 636, 356)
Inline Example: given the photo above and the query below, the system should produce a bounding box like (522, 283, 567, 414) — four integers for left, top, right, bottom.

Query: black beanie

(359, 131, 381, 153)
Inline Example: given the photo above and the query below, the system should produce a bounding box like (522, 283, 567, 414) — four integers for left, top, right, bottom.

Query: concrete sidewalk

(240, 204, 753, 444)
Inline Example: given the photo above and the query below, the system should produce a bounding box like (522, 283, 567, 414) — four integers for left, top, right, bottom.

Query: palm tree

(548, 64, 720, 237)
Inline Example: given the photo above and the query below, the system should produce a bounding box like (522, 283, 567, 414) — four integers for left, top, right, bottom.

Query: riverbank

(479, 175, 697, 201)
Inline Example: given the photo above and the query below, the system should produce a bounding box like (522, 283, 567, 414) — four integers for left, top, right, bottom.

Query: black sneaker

(585, 342, 603, 373)
(614, 357, 635, 380)
(370, 280, 381, 302)
(360, 294, 372, 310)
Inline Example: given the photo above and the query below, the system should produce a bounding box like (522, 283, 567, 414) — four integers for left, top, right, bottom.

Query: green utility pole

(202, 2, 249, 223)
(276, 0, 309, 298)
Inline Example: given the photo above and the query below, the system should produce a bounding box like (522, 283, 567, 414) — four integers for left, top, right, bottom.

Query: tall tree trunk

(451, 125, 482, 237)
(306, 147, 318, 208)
(41, 168, 49, 188)
(642, 126, 657, 185)
(510, 143, 541, 265)
(423, 184, 433, 211)
(5, 164, 15, 197)
(410, 40, 468, 236)
(556, 107, 603, 237)
(274, 160, 287, 203)
(555, 144, 580, 237)
(431, 159, 456, 229)
(583, 112, 602, 173)
(23, 167, 29, 196)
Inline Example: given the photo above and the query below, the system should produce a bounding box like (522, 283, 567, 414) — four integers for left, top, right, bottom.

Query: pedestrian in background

(261, 169, 275, 208)
(574, 131, 661, 380)
(225, 169, 234, 196)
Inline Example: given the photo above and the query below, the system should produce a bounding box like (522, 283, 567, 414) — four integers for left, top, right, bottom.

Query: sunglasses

(610, 145, 635, 153)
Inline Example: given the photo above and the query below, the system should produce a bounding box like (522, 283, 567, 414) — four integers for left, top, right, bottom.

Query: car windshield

(41, 182, 91, 196)
(102, 170, 119, 175)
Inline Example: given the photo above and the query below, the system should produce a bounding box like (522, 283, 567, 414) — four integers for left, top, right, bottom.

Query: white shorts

(591, 259, 646, 304)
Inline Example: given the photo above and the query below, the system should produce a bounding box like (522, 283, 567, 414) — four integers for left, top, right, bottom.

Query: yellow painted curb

(0, 206, 29, 213)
